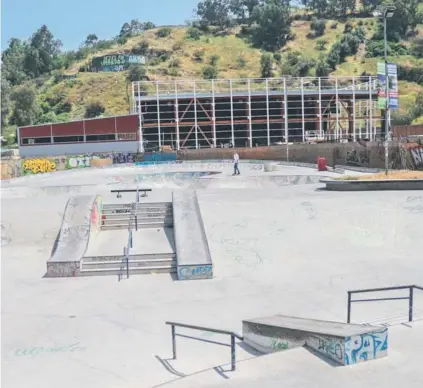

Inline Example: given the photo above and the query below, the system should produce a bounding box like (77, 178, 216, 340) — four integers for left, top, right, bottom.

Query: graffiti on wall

(307, 335, 344, 364)
(178, 265, 212, 280)
(410, 145, 423, 169)
(22, 159, 56, 175)
(345, 149, 370, 167)
(345, 329, 388, 365)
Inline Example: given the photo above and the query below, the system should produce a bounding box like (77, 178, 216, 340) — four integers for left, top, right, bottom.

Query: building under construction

(132, 76, 381, 150)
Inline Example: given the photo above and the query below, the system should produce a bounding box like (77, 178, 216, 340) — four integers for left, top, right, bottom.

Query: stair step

(84, 253, 176, 262)
(101, 223, 173, 230)
(102, 217, 173, 224)
(103, 202, 172, 210)
(79, 265, 177, 277)
(82, 258, 176, 269)
(102, 210, 173, 216)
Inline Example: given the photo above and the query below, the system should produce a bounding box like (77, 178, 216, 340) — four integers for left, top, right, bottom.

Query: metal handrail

(347, 285, 423, 323)
(165, 321, 243, 371)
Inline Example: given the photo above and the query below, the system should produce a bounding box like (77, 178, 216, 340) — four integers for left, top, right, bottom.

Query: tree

(260, 53, 274, 78)
(411, 38, 423, 58)
(126, 65, 148, 83)
(310, 18, 326, 37)
(132, 41, 149, 55)
(374, 0, 423, 41)
(24, 25, 62, 77)
(280, 51, 314, 77)
(84, 34, 98, 46)
(196, 0, 232, 30)
(315, 57, 331, 77)
(10, 84, 40, 126)
(329, 0, 356, 17)
(301, 0, 329, 18)
(251, 0, 292, 51)
(1, 78, 11, 128)
(119, 23, 132, 37)
(1, 38, 28, 85)
(84, 100, 105, 119)
(202, 65, 219, 79)
(229, 0, 260, 25)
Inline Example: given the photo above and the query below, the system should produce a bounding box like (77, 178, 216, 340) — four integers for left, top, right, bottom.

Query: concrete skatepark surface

(1, 161, 423, 388)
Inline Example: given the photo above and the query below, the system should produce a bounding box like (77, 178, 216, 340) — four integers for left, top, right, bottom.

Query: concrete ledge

(46, 195, 103, 277)
(172, 190, 213, 280)
(321, 179, 423, 191)
(242, 315, 388, 366)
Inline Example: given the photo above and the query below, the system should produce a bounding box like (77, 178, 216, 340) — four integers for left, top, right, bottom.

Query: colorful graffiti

(90, 196, 102, 239)
(22, 159, 56, 174)
(345, 329, 388, 365)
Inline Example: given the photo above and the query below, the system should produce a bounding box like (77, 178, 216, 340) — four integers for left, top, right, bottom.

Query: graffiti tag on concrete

(410, 146, 423, 169)
(15, 342, 86, 357)
(345, 329, 388, 365)
(178, 265, 212, 280)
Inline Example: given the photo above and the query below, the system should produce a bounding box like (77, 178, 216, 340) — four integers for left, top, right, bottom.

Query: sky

(1, 0, 199, 51)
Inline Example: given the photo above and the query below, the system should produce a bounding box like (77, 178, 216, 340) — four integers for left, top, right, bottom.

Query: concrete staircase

(101, 202, 173, 230)
(80, 252, 177, 276)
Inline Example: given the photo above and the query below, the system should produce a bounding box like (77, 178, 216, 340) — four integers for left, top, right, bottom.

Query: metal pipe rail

(165, 321, 243, 371)
(347, 285, 423, 323)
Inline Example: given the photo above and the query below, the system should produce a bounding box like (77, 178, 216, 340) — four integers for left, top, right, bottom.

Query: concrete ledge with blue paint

(242, 315, 388, 366)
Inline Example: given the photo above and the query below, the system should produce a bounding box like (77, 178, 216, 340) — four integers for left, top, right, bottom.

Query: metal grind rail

(119, 187, 149, 280)
(165, 321, 243, 371)
(347, 285, 423, 324)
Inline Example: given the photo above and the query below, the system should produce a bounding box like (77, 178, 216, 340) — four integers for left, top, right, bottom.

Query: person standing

(233, 152, 240, 175)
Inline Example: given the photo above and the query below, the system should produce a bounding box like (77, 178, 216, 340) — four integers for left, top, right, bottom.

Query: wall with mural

(1, 143, 422, 181)
(91, 54, 146, 72)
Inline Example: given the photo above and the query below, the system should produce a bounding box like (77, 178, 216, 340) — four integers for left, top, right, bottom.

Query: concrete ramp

(243, 315, 388, 365)
(172, 190, 212, 280)
(46, 195, 102, 277)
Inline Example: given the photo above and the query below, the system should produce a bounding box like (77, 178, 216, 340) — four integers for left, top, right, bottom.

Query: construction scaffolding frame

(132, 76, 380, 150)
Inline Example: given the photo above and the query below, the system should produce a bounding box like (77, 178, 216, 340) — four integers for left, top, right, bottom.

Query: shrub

(156, 27, 172, 38)
(315, 39, 327, 51)
(273, 53, 282, 63)
(357, 20, 364, 26)
(168, 68, 179, 77)
(237, 55, 247, 68)
(172, 42, 183, 51)
(260, 53, 274, 78)
(132, 41, 149, 55)
(344, 22, 353, 33)
(209, 54, 220, 66)
(193, 50, 205, 62)
(185, 27, 202, 40)
(202, 65, 218, 79)
(117, 36, 127, 45)
(84, 100, 105, 119)
(310, 18, 326, 37)
(169, 58, 181, 68)
(126, 65, 148, 82)
(331, 22, 338, 29)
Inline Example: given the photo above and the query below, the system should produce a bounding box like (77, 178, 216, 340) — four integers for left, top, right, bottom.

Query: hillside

(2, 1, 423, 145)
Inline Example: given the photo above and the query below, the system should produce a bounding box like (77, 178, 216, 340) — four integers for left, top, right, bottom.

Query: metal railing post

(171, 325, 177, 359)
(409, 287, 414, 322)
(347, 291, 352, 323)
(126, 256, 129, 279)
(135, 215, 138, 231)
(231, 334, 236, 371)
(136, 187, 140, 203)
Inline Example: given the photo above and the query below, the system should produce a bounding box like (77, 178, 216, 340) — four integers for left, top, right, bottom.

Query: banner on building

(377, 62, 399, 110)
(91, 54, 146, 72)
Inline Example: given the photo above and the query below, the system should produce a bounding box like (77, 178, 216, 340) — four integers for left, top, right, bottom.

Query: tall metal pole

(384, 16, 389, 175)
(156, 81, 162, 148)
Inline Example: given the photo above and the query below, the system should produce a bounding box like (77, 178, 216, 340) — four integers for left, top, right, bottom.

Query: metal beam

(156, 82, 161, 147)
(247, 79, 252, 147)
(212, 80, 216, 147)
(283, 78, 289, 144)
(174, 82, 180, 150)
(230, 80, 235, 147)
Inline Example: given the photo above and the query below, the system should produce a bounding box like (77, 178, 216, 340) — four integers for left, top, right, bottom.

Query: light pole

(374, 5, 395, 175)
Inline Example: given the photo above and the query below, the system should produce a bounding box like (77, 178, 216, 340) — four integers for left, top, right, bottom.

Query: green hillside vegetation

(2, 0, 423, 146)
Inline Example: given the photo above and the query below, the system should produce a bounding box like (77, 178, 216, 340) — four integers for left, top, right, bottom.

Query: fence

(347, 285, 423, 324)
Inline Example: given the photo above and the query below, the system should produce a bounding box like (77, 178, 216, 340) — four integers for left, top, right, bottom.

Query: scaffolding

(132, 76, 381, 150)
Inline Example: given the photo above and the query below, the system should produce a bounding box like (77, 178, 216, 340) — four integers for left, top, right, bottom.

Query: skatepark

(1, 160, 423, 388)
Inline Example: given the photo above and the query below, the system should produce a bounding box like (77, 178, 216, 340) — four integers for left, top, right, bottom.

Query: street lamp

(374, 5, 395, 175)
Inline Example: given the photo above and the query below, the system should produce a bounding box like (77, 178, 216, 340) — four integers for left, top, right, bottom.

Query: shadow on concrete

(304, 346, 342, 367)
(154, 355, 186, 378)
(237, 341, 263, 357)
(164, 227, 176, 251)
